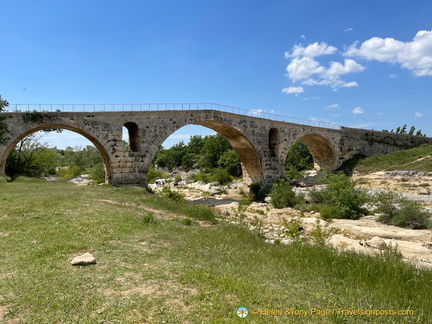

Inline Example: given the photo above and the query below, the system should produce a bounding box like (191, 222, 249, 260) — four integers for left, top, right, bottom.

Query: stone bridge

(1, 108, 432, 186)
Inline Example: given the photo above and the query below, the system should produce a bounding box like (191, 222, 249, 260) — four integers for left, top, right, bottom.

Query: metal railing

(4, 102, 340, 129)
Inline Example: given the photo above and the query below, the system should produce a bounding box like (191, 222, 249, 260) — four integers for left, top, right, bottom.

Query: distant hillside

(346, 144, 432, 173)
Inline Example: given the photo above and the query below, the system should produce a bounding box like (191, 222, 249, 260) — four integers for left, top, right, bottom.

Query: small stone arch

(123, 122, 140, 152)
(296, 134, 337, 170)
(0, 124, 112, 183)
(268, 128, 279, 157)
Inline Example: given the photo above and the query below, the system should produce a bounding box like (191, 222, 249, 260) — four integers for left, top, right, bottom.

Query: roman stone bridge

(1, 105, 432, 186)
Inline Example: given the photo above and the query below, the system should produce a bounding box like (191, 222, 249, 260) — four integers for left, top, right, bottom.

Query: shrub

(146, 167, 168, 184)
(374, 192, 432, 229)
(269, 179, 299, 209)
(160, 186, 184, 202)
(209, 168, 232, 185)
(193, 171, 209, 183)
(88, 162, 105, 183)
(319, 205, 345, 220)
(57, 166, 81, 179)
(311, 173, 368, 220)
(248, 182, 270, 202)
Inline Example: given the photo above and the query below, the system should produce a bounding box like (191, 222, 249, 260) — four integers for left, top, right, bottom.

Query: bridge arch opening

(294, 134, 336, 172)
(122, 122, 140, 152)
(192, 121, 263, 184)
(149, 123, 262, 185)
(269, 128, 279, 157)
(1, 126, 111, 183)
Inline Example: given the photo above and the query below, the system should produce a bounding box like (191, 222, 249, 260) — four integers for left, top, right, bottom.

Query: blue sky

(1, 0, 432, 148)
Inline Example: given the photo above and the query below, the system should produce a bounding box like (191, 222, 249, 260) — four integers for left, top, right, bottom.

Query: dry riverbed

(149, 171, 432, 269)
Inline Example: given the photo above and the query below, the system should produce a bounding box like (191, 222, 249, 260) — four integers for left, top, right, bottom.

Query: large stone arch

(147, 120, 263, 185)
(295, 134, 337, 170)
(0, 122, 113, 183)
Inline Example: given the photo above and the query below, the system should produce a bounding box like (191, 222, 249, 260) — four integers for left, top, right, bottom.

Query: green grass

(0, 178, 431, 323)
(352, 144, 432, 172)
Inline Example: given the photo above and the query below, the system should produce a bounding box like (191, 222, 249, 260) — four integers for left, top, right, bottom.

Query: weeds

(309, 220, 339, 245)
(283, 217, 305, 240)
(142, 212, 156, 224)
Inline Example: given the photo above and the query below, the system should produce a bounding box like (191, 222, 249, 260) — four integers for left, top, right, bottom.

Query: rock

(417, 189, 430, 195)
(210, 186, 222, 196)
(71, 252, 96, 266)
(326, 234, 370, 253)
(230, 182, 244, 189)
(220, 210, 230, 216)
(365, 236, 386, 249)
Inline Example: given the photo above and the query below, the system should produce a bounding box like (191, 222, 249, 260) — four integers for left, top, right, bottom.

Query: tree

(285, 140, 313, 178)
(5, 134, 57, 178)
(384, 125, 426, 137)
(218, 149, 242, 177)
(198, 134, 232, 169)
(0, 95, 9, 144)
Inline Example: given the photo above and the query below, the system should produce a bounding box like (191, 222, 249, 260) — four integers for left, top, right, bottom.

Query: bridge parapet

(4, 103, 340, 130)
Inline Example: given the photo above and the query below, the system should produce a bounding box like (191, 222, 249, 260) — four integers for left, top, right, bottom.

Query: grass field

(351, 144, 432, 173)
(1, 178, 432, 323)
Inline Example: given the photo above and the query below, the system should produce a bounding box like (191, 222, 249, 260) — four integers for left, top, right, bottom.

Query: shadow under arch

(297, 134, 336, 170)
(0, 124, 112, 183)
(189, 120, 263, 185)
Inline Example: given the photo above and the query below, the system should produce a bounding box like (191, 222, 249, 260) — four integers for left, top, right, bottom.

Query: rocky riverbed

(149, 171, 432, 269)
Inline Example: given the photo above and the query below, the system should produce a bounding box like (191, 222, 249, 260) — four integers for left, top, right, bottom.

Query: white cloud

(352, 107, 364, 114)
(282, 86, 304, 94)
(325, 104, 339, 109)
(388, 73, 399, 79)
(286, 57, 325, 80)
(377, 112, 385, 115)
(285, 42, 337, 58)
(344, 27, 353, 32)
(344, 30, 432, 76)
(284, 43, 364, 90)
(415, 112, 423, 117)
(322, 59, 365, 78)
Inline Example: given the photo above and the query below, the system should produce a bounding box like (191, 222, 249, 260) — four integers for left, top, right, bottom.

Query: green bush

(57, 166, 82, 179)
(319, 205, 345, 220)
(161, 186, 185, 202)
(269, 179, 299, 209)
(311, 173, 368, 220)
(146, 167, 168, 184)
(193, 171, 209, 183)
(88, 162, 105, 183)
(248, 182, 270, 202)
(374, 192, 432, 229)
(209, 168, 232, 185)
